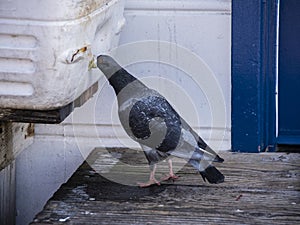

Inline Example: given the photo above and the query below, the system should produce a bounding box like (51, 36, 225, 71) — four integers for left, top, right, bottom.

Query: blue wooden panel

(231, 0, 277, 152)
(278, 0, 300, 144)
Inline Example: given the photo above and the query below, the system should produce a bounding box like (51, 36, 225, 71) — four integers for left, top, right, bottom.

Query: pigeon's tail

(213, 154, 224, 163)
(199, 165, 225, 184)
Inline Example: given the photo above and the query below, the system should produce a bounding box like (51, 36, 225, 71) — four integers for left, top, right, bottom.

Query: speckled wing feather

(128, 95, 182, 152)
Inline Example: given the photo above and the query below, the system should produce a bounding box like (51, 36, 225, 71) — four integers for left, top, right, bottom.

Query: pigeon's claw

(160, 174, 179, 182)
(138, 165, 161, 188)
(160, 159, 179, 182)
(137, 178, 161, 188)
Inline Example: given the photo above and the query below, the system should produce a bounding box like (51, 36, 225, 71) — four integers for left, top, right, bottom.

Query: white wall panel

(118, 0, 231, 150)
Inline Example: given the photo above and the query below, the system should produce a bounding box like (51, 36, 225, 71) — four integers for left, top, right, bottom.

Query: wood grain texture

(31, 149, 300, 224)
(0, 161, 16, 225)
(0, 122, 34, 170)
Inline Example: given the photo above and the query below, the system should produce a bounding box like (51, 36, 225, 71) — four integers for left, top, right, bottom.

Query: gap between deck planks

(31, 148, 300, 225)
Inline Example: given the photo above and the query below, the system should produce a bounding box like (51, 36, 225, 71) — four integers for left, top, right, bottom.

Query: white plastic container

(0, 0, 125, 110)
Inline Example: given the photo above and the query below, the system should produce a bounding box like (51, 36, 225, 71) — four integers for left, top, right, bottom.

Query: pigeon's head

(97, 55, 122, 78)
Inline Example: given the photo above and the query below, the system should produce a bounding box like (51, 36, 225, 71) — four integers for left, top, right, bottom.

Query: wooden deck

(31, 148, 300, 225)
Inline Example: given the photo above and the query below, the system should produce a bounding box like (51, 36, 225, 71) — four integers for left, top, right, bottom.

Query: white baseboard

(35, 123, 231, 151)
(125, 0, 231, 13)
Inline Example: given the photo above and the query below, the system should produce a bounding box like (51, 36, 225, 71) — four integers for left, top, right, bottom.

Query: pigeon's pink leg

(138, 164, 160, 188)
(161, 159, 179, 181)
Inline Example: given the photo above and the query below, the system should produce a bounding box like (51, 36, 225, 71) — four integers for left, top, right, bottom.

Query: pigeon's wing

(128, 95, 182, 153)
(180, 119, 224, 163)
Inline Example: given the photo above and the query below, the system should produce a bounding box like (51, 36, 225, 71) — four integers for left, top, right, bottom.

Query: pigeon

(97, 55, 225, 187)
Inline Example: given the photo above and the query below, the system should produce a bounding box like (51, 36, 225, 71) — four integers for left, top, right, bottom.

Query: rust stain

(25, 123, 34, 139)
(70, 46, 88, 63)
(75, 0, 111, 19)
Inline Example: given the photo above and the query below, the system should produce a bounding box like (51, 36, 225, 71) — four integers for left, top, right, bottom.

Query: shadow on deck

(31, 148, 300, 224)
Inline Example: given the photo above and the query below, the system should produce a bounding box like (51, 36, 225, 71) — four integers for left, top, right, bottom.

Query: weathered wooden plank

(0, 122, 34, 225)
(0, 161, 16, 225)
(31, 149, 300, 225)
(0, 122, 34, 170)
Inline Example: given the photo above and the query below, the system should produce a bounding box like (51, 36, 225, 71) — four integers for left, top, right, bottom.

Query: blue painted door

(231, 0, 278, 152)
(278, 0, 300, 144)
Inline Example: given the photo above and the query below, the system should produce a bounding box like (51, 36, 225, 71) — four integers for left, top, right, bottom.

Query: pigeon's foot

(160, 159, 179, 182)
(138, 164, 161, 187)
(137, 178, 160, 188)
(160, 173, 179, 182)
